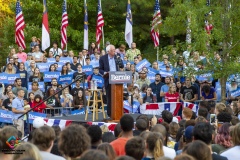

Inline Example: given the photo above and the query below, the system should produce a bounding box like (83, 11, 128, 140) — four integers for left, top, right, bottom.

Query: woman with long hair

(201, 84, 217, 101)
(176, 81, 182, 93)
(5, 63, 16, 74)
(165, 84, 179, 102)
(142, 132, 164, 160)
(49, 64, 57, 72)
(27, 60, 36, 79)
(45, 87, 60, 116)
(28, 92, 35, 108)
(213, 123, 232, 154)
(73, 90, 86, 110)
(230, 101, 239, 117)
(29, 67, 43, 82)
(142, 87, 155, 104)
(1, 85, 14, 101)
(88, 42, 97, 55)
(60, 88, 73, 108)
(97, 143, 117, 160)
(17, 62, 28, 88)
(13, 142, 42, 160)
(31, 94, 46, 113)
(61, 64, 68, 75)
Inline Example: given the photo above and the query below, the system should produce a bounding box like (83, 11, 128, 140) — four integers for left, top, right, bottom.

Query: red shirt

(165, 92, 179, 102)
(31, 100, 46, 113)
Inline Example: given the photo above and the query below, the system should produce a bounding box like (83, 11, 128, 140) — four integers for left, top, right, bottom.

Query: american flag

(15, 0, 26, 50)
(96, 0, 104, 49)
(151, 0, 162, 47)
(61, 0, 68, 49)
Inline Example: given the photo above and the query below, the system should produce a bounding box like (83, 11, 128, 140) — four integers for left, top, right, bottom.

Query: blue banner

(60, 57, 73, 63)
(147, 73, 155, 83)
(159, 70, 173, 77)
(90, 60, 99, 68)
(57, 62, 65, 71)
(44, 72, 61, 82)
(0, 73, 8, 83)
(0, 110, 13, 123)
(70, 108, 86, 115)
(230, 88, 240, 97)
(28, 112, 47, 124)
(28, 82, 45, 92)
(147, 67, 158, 74)
(92, 75, 104, 88)
(58, 75, 73, 85)
(8, 74, 21, 84)
(37, 63, 50, 72)
(82, 65, 93, 76)
(47, 58, 56, 63)
(123, 100, 140, 113)
(196, 73, 213, 82)
(136, 59, 151, 71)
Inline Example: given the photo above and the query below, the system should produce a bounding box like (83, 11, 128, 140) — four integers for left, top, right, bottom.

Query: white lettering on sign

(0, 113, 13, 118)
(44, 74, 59, 78)
(111, 74, 131, 81)
(59, 77, 72, 81)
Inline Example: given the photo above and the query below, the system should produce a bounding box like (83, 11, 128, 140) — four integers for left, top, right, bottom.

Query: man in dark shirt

(180, 77, 198, 102)
(71, 80, 83, 96)
(70, 56, 79, 71)
(2, 91, 15, 111)
(73, 64, 87, 82)
(149, 73, 164, 102)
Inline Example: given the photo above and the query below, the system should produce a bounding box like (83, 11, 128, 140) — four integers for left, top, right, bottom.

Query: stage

(52, 112, 161, 123)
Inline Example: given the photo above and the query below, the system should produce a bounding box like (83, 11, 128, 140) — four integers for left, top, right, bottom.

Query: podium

(109, 71, 132, 121)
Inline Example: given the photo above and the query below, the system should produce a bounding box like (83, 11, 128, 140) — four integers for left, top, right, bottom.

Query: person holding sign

(99, 45, 124, 119)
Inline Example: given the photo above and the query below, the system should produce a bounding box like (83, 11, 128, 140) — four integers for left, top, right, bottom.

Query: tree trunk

(220, 78, 227, 103)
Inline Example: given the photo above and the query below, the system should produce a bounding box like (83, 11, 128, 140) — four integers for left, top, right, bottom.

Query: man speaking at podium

(99, 44, 124, 119)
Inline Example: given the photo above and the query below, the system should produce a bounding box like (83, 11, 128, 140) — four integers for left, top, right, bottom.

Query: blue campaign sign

(0, 73, 8, 83)
(57, 62, 65, 71)
(92, 75, 104, 88)
(159, 70, 173, 77)
(80, 83, 88, 89)
(8, 74, 21, 84)
(90, 60, 99, 68)
(37, 63, 50, 72)
(147, 73, 155, 83)
(47, 58, 56, 63)
(196, 73, 213, 82)
(123, 100, 140, 113)
(28, 82, 45, 92)
(147, 67, 158, 74)
(28, 112, 47, 124)
(58, 75, 73, 85)
(0, 110, 13, 123)
(44, 72, 61, 82)
(82, 65, 93, 76)
(70, 108, 86, 115)
(136, 59, 151, 71)
(230, 88, 240, 97)
(60, 57, 73, 63)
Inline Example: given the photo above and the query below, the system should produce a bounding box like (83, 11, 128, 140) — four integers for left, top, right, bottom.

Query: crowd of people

(0, 37, 240, 159)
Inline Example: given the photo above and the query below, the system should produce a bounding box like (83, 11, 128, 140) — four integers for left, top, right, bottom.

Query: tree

(160, 0, 240, 102)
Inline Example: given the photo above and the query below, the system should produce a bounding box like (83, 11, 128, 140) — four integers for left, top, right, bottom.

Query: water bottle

(91, 80, 94, 89)
(94, 81, 97, 90)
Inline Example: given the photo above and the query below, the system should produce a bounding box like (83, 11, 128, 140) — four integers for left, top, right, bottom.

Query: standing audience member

(60, 88, 73, 108)
(182, 108, 193, 121)
(12, 78, 28, 98)
(160, 76, 171, 102)
(70, 80, 83, 96)
(5, 63, 16, 74)
(150, 73, 164, 102)
(111, 114, 134, 156)
(31, 94, 47, 113)
(97, 143, 117, 160)
(13, 142, 42, 160)
(16, 46, 27, 62)
(87, 125, 102, 149)
(125, 136, 145, 160)
(49, 42, 62, 57)
(180, 77, 198, 102)
(29, 68, 43, 82)
(17, 62, 28, 88)
(31, 81, 44, 98)
(79, 149, 110, 160)
(126, 42, 141, 61)
(32, 126, 65, 160)
(142, 87, 155, 104)
(32, 45, 43, 63)
(2, 90, 15, 111)
(165, 84, 180, 102)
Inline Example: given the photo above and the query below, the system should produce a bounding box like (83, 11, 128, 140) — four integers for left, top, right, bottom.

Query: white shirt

(163, 146, 176, 159)
(49, 48, 63, 57)
(220, 146, 240, 160)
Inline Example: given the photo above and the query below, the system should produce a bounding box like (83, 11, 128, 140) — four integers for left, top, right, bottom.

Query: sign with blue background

(44, 72, 61, 82)
(82, 65, 93, 76)
(58, 75, 73, 85)
(136, 59, 151, 71)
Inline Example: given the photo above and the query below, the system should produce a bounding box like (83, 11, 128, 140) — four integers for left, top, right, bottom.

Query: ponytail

(154, 138, 164, 159)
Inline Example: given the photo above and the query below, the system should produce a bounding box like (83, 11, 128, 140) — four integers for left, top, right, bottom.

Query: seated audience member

(71, 56, 79, 71)
(151, 124, 176, 159)
(31, 94, 47, 113)
(165, 84, 179, 102)
(27, 60, 36, 79)
(31, 81, 44, 98)
(79, 149, 109, 160)
(58, 124, 91, 159)
(60, 64, 68, 76)
(125, 136, 145, 160)
(13, 54, 20, 69)
(2, 90, 14, 111)
(183, 140, 212, 160)
(111, 115, 134, 156)
(212, 123, 232, 154)
(142, 87, 155, 104)
(87, 125, 102, 149)
(0, 85, 15, 101)
(29, 67, 43, 82)
(32, 126, 65, 160)
(193, 122, 228, 160)
(32, 45, 43, 63)
(60, 88, 73, 108)
(142, 132, 164, 160)
(221, 123, 240, 159)
(97, 143, 117, 160)
(201, 84, 217, 101)
(17, 62, 28, 88)
(182, 107, 193, 121)
(0, 126, 19, 160)
(13, 142, 42, 160)
(73, 90, 87, 110)
(133, 119, 148, 136)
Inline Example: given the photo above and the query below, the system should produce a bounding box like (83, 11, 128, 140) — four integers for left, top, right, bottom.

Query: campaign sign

(58, 75, 73, 85)
(80, 83, 88, 89)
(82, 65, 93, 76)
(0, 73, 8, 83)
(109, 71, 132, 84)
(90, 60, 99, 68)
(57, 62, 65, 71)
(0, 110, 13, 123)
(28, 112, 47, 124)
(44, 72, 61, 82)
(8, 74, 21, 84)
(159, 70, 173, 77)
(70, 108, 86, 115)
(230, 88, 240, 97)
(123, 100, 140, 113)
(147, 73, 155, 83)
(147, 67, 158, 74)
(37, 63, 50, 72)
(47, 58, 56, 63)
(196, 73, 213, 82)
(136, 59, 151, 71)
(92, 75, 104, 88)
(28, 82, 45, 92)
(60, 57, 73, 63)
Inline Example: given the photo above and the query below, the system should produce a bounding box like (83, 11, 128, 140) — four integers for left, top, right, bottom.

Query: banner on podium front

(109, 71, 132, 84)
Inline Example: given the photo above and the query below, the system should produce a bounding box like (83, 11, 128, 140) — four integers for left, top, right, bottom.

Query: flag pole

(100, 0, 105, 49)
(157, 47, 159, 62)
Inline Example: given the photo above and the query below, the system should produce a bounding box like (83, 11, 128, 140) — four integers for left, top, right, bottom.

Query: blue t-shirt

(161, 84, 169, 102)
(202, 87, 215, 99)
(12, 97, 25, 120)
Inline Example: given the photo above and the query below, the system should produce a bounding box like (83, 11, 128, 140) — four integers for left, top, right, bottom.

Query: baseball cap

(33, 117, 46, 128)
(184, 126, 194, 139)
